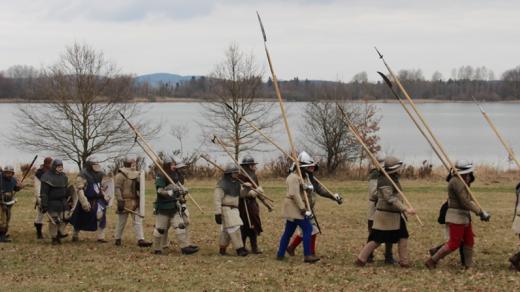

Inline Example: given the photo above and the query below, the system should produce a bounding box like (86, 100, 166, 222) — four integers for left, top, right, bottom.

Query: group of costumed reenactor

(0, 13, 519, 275)
(2, 150, 519, 271)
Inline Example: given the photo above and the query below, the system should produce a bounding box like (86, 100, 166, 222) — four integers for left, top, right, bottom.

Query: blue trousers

(277, 218, 312, 257)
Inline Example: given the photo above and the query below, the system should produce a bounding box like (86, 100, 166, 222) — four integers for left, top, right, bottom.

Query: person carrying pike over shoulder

(238, 154, 265, 254)
(158, 159, 194, 251)
(213, 163, 249, 257)
(428, 170, 467, 267)
(365, 154, 396, 264)
(355, 156, 416, 268)
(285, 151, 343, 258)
(276, 151, 331, 264)
(425, 160, 491, 269)
(152, 158, 198, 255)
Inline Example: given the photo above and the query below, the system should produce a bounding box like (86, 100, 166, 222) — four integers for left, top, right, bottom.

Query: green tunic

(154, 175, 177, 215)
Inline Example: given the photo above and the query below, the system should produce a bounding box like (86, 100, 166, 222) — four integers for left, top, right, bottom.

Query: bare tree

(351, 71, 368, 83)
(301, 98, 381, 174)
(11, 42, 157, 170)
(169, 124, 202, 165)
(398, 69, 425, 81)
(431, 71, 443, 82)
(502, 65, 520, 98)
(4, 65, 40, 99)
(201, 43, 276, 160)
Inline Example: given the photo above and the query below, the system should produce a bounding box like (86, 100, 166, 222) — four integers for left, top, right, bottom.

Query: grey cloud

(4, 0, 342, 22)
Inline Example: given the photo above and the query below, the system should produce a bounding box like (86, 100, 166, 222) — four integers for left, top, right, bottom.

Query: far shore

(1, 97, 520, 104)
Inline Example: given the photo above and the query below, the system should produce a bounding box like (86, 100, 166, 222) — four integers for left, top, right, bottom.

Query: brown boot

(425, 245, 452, 270)
(399, 262, 412, 269)
(137, 239, 152, 247)
(250, 234, 262, 254)
(35, 223, 44, 239)
(462, 246, 474, 269)
(219, 247, 228, 256)
(286, 245, 295, 256)
(509, 251, 520, 271)
(236, 247, 249, 257)
(429, 244, 444, 257)
(354, 258, 366, 267)
(304, 255, 320, 263)
(425, 258, 437, 269)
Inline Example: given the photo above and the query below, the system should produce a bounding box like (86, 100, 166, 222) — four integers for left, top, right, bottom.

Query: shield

(34, 177, 41, 206)
(139, 170, 146, 217)
(102, 176, 115, 207)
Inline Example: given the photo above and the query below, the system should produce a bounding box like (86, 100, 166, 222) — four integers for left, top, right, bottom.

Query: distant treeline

(2, 64, 520, 101)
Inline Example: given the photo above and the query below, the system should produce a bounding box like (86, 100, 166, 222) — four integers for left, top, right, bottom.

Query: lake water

(3, 102, 520, 171)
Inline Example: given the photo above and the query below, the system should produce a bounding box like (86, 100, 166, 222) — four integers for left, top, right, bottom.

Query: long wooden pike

(202, 143, 254, 228)
(224, 102, 339, 196)
(120, 112, 204, 213)
(473, 97, 520, 169)
(375, 47, 483, 210)
(198, 153, 274, 211)
(337, 104, 423, 225)
(256, 11, 312, 213)
(377, 72, 449, 171)
(210, 135, 275, 204)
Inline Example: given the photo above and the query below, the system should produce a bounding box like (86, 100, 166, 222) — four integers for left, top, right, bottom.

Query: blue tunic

(70, 176, 107, 231)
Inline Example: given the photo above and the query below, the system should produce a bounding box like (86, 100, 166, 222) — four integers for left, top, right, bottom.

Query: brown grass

(0, 176, 519, 291)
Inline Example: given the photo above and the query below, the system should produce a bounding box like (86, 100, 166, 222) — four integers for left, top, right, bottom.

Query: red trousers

(446, 223, 474, 251)
(289, 234, 317, 254)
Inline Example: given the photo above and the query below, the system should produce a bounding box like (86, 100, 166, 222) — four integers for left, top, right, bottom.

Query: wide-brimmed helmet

(384, 156, 403, 174)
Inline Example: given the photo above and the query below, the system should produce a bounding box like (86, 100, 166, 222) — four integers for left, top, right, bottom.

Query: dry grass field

(1, 177, 519, 291)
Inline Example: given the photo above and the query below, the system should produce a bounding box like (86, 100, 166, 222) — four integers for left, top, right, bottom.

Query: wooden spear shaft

(256, 12, 312, 213)
(376, 48, 483, 210)
(377, 72, 450, 171)
(201, 145, 254, 229)
(474, 100, 520, 169)
(133, 132, 204, 213)
(120, 112, 204, 213)
(211, 136, 274, 203)
(198, 154, 274, 211)
(230, 105, 339, 196)
(20, 155, 38, 183)
(337, 104, 423, 225)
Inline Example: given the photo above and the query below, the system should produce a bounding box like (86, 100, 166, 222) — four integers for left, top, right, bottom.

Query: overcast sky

(1, 0, 519, 81)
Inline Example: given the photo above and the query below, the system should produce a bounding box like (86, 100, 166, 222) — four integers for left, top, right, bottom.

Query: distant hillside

(135, 73, 198, 87)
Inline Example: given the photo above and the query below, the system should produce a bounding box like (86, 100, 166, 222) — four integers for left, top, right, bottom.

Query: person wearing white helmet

(284, 151, 343, 259)
(356, 156, 416, 268)
(425, 160, 490, 269)
(366, 154, 395, 264)
(213, 163, 249, 257)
